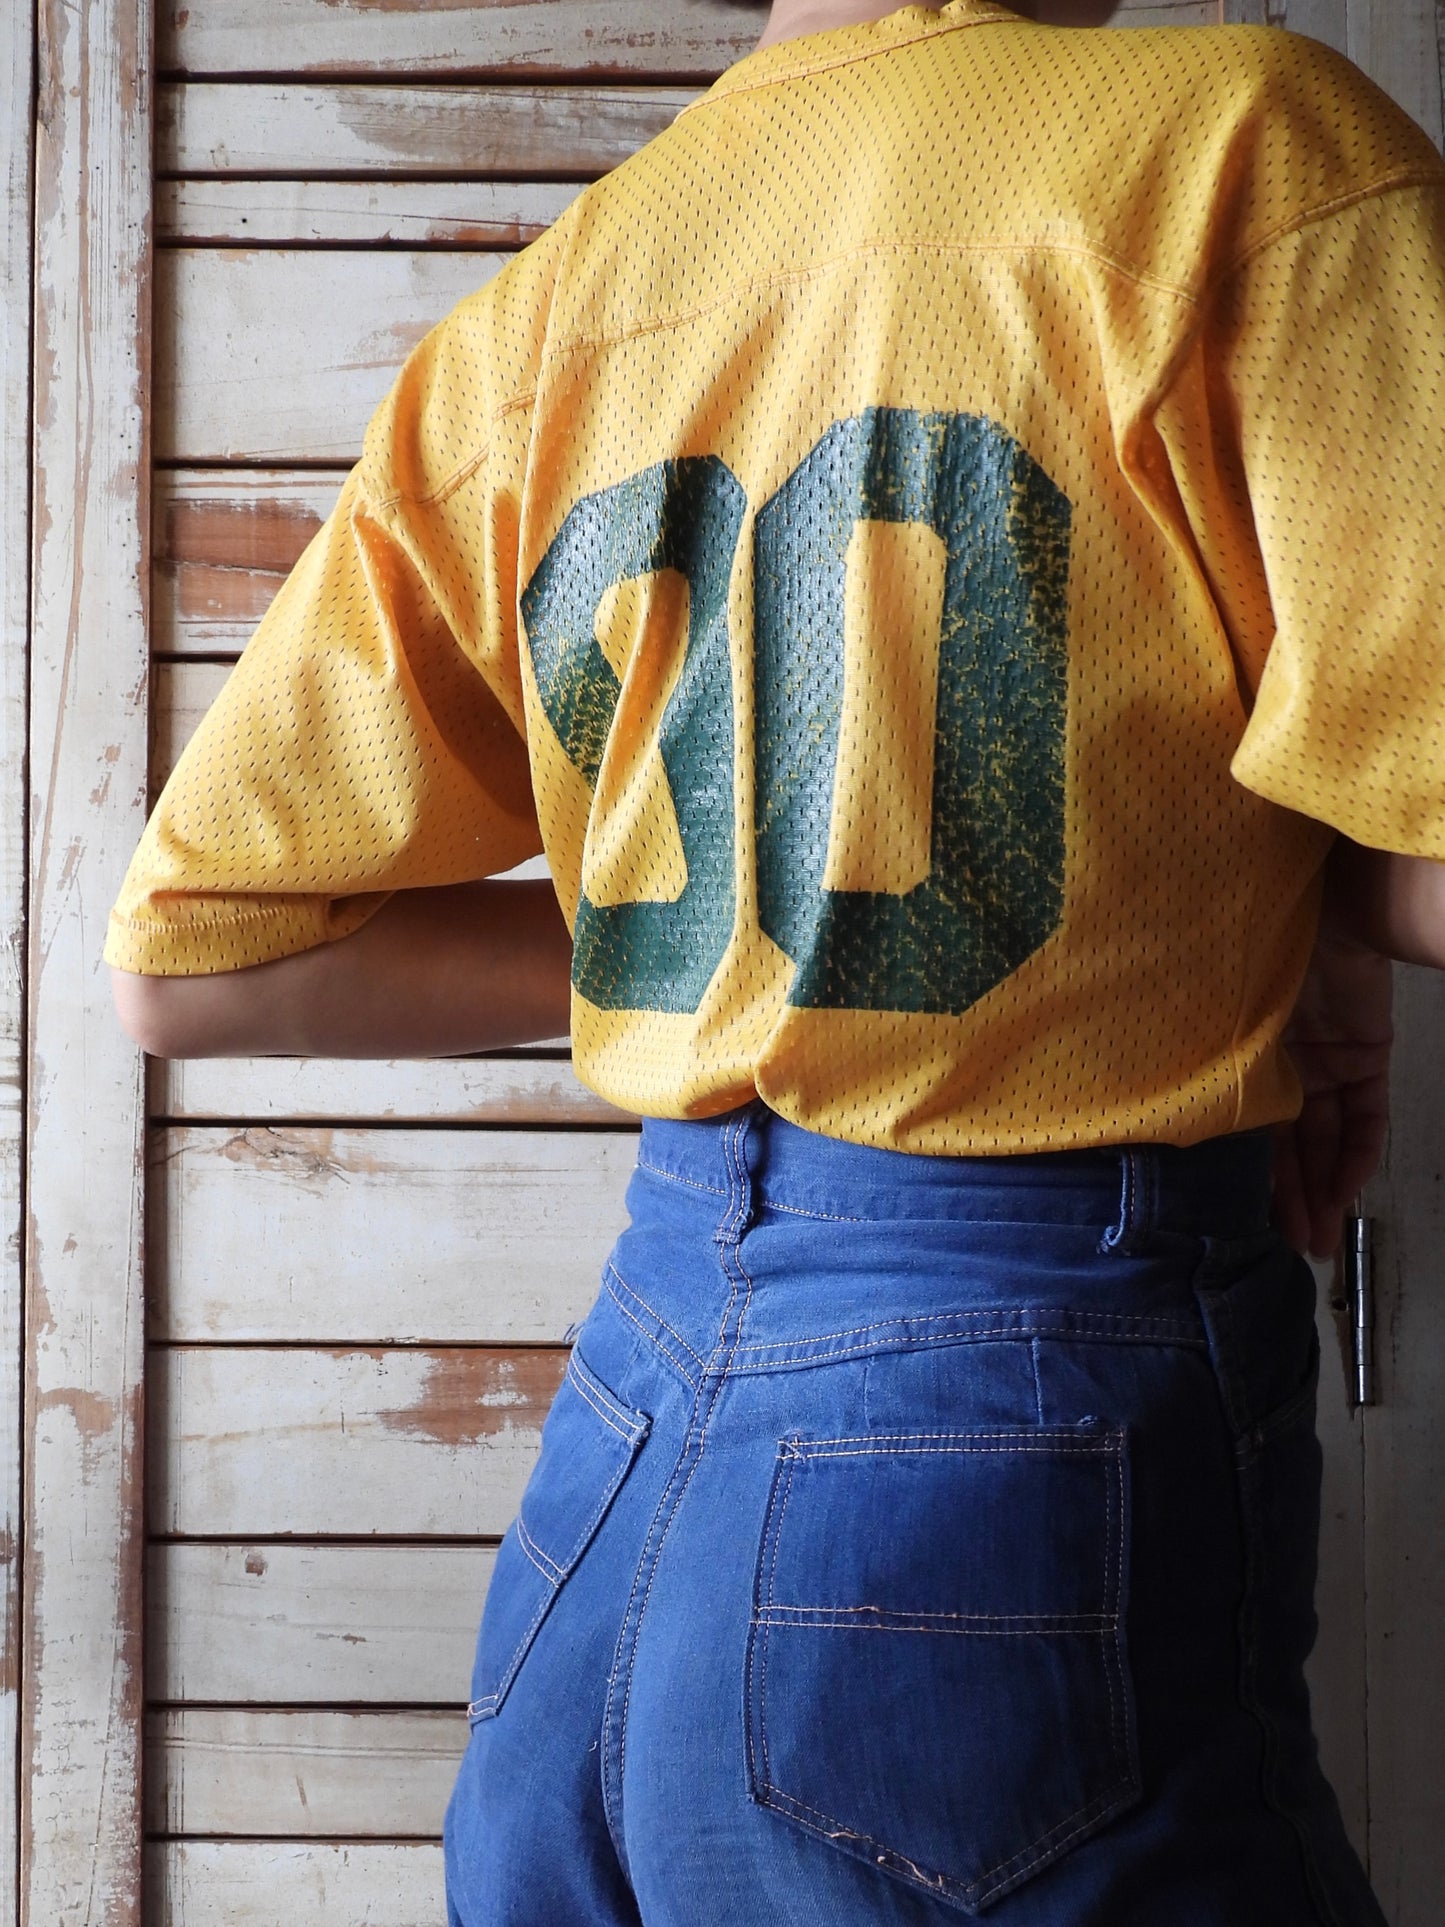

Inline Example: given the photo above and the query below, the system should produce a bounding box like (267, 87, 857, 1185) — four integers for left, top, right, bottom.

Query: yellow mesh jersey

(108, 3, 1445, 1152)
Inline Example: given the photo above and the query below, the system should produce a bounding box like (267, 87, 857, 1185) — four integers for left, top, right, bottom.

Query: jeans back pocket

(468, 1349, 649, 1724)
(744, 1424, 1139, 1914)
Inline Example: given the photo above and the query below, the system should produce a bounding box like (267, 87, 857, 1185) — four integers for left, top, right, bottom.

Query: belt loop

(1100, 1146, 1159, 1256)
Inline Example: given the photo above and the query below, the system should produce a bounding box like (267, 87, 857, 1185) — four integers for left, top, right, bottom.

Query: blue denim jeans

(445, 1104, 1385, 1926)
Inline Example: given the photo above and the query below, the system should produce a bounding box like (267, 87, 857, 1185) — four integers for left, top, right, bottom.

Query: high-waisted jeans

(445, 1104, 1386, 1926)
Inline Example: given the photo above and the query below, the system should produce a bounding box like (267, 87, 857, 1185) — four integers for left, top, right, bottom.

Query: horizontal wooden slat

(155, 1, 1218, 80)
(155, 250, 504, 462)
(148, 1543, 492, 1704)
(158, 81, 693, 178)
(159, 0, 760, 79)
(150, 1346, 566, 1536)
(147, 1709, 464, 1837)
(149, 1126, 633, 1342)
(147, 1842, 443, 1926)
(158, 177, 581, 246)
(152, 1054, 625, 1126)
(152, 470, 340, 657)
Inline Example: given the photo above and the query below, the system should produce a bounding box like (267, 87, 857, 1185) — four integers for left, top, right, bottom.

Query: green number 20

(521, 410, 1071, 1019)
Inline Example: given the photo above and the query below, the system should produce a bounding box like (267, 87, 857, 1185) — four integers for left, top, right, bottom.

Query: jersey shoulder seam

(1223, 168, 1444, 278)
(365, 389, 538, 514)
(546, 233, 1202, 370)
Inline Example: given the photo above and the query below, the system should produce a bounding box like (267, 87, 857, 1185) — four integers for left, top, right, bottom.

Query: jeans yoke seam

(727, 1328, 1207, 1374)
(755, 1608, 1117, 1630)
(789, 1431, 1119, 1453)
(600, 1277, 700, 1393)
(730, 1309, 1203, 1355)
(761, 1198, 870, 1223)
(604, 1264, 706, 1379)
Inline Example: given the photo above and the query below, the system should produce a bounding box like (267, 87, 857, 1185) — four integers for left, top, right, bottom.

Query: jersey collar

(678, 3, 1021, 119)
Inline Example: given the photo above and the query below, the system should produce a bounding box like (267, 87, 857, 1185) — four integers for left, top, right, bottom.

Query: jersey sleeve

(106, 231, 569, 977)
(1221, 180, 1445, 858)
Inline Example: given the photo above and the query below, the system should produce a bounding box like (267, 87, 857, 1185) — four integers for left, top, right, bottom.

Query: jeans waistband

(635, 1105, 1276, 1249)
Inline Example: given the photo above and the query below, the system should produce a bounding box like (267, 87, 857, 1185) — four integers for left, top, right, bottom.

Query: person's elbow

(1326, 843, 1445, 968)
(111, 967, 220, 1058)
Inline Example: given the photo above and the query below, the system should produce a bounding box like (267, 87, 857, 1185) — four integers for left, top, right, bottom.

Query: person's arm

(1322, 840, 1445, 968)
(1272, 839, 1444, 1258)
(110, 878, 572, 1059)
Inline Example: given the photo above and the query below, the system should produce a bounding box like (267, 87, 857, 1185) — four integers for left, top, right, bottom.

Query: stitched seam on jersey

(1222, 170, 1445, 278)
(109, 905, 329, 932)
(550, 237, 1200, 366)
(675, 9, 1011, 119)
(366, 390, 537, 513)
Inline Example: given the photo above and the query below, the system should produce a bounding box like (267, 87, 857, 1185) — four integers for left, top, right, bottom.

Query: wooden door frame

(2, 2, 34, 1921)
(25, 0, 151, 1919)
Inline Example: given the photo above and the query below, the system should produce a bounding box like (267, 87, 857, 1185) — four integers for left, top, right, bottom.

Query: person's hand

(1273, 925, 1393, 1259)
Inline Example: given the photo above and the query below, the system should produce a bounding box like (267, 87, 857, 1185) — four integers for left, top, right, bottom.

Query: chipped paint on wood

(155, 249, 509, 462)
(148, 1124, 633, 1343)
(0, 0, 32, 1908)
(154, 1047, 628, 1125)
(151, 1348, 565, 1536)
(146, 1841, 444, 1926)
(27, 0, 151, 1916)
(152, 472, 346, 657)
(158, 81, 694, 178)
(378, 1349, 564, 1447)
(158, 177, 581, 248)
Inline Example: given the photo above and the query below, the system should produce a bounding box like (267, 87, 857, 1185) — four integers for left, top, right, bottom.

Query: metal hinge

(1340, 1200, 1377, 1410)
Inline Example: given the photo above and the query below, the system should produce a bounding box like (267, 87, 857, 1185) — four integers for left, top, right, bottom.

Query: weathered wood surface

(149, 1125, 634, 1342)
(1223, 0, 1347, 42)
(153, 1053, 625, 1125)
(155, 250, 507, 463)
(147, 1708, 464, 1837)
(151, 1346, 567, 1536)
(1364, 967, 1445, 1923)
(1347, 0, 1445, 146)
(149, 1543, 493, 1704)
(0, 1, 31, 1915)
(159, 177, 581, 247)
(28, 0, 152, 1918)
(158, 81, 694, 178)
(157, 0, 1218, 77)
(152, 471, 344, 658)
(1328, 15, 1445, 1903)
(159, 0, 761, 79)
(147, 1841, 443, 1926)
